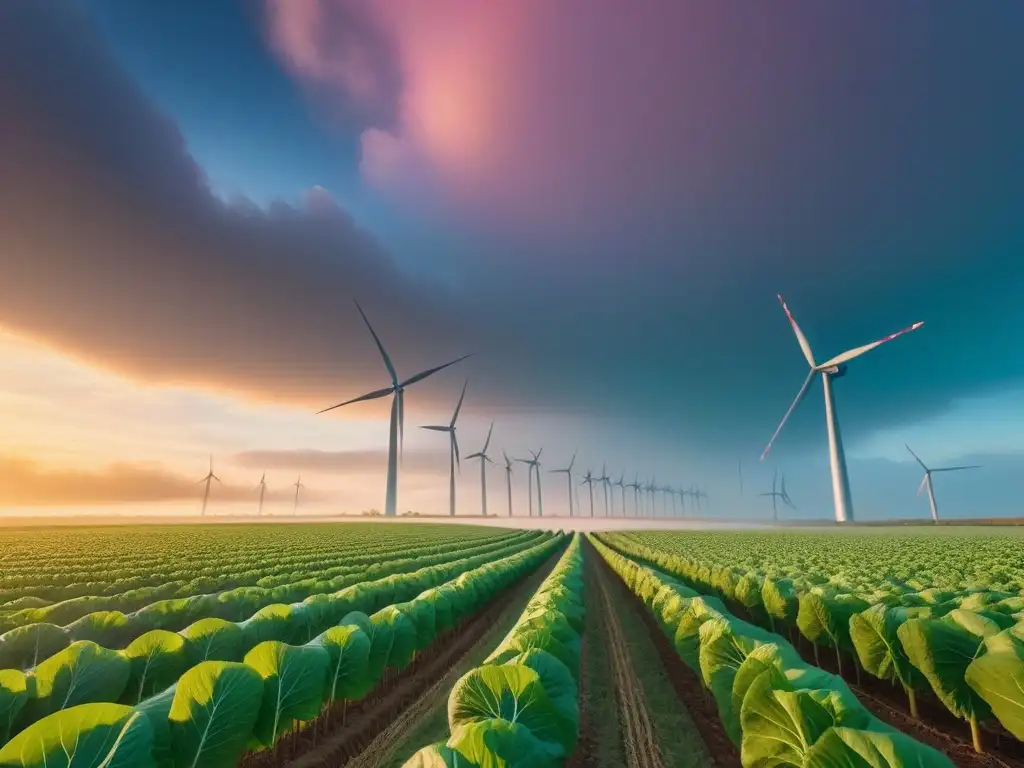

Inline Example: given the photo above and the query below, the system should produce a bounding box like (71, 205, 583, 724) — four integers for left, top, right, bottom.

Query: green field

(0, 523, 1021, 766)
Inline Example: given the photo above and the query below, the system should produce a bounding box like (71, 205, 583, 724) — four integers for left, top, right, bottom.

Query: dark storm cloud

(1, 1, 1023, 465)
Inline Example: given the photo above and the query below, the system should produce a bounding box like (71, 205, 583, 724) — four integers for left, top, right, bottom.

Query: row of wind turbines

(196, 456, 306, 517)
(302, 295, 974, 523)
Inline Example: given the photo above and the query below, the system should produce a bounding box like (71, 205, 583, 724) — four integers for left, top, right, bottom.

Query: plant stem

(969, 714, 983, 753)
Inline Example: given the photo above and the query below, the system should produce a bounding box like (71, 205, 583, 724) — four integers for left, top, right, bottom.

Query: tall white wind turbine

(614, 473, 627, 516)
(292, 473, 305, 515)
(550, 451, 577, 517)
(762, 295, 923, 523)
(905, 444, 980, 523)
(198, 455, 220, 517)
(515, 449, 544, 517)
(502, 450, 514, 517)
(255, 471, 267, 516)
(597, 464, 611, 516)
(317, 301, 472, 517)
(422, 380, 468, 517)
(581, 469, 597, 517)
(466, 422, 495, 516)
(627, 475, 641, 516)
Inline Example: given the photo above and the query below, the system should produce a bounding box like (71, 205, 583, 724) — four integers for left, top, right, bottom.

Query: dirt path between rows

(237, 547, 563, 768)
(587, 541, 742, 768)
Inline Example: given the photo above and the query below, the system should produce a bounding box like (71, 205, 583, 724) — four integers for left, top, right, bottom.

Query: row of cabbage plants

(602, 532, 1024, 752)
(403, 533, 586, 767)
(0, 526, 520, 611)
(0, 530, 539, 636)
(0, 534, 562, 750)
(591, 535, 954, 768)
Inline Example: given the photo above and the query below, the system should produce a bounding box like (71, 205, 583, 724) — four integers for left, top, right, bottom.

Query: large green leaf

(121, 630, 190, 704)
(0, 703, 155, 768)
(134, 686, 175, 768)
(698, 618, 764, 744)
(803, 725, 955, 767)
(179, 619, 245, 664)
(849, 605, 925, 690)
(448, 664, 575, 757)
(672, 597, 726, 671)
(897, 617, 989, 722)
(798, 592, 867, 652)
(371, 607, 418, 672)
(0, 624, 69, 670)
(446, 718, 561, 768)
(168, 661, 264, 768)
(0, 671, 31, 745)
(24, 641, 131, 723)
(311, 625, 372, 703)
(964, 641, 1024, 739)
(504, 650, 577, 722)
(244, 641, 329, 747)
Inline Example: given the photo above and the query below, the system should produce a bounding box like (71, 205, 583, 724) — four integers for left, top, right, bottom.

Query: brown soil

(587, 540, 742, 768)
(237, 547, 563, 768)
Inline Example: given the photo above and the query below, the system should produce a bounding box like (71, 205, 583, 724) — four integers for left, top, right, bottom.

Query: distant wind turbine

(550, 451, 577, 517)
(317, 301, 472, 517)
(905, 444, 980, 523)
(466, 422, 495, 517)
(614, 473, 627, 516)
(255, 471, 267, 516)
(502, 450, 514, 517)
(292, 473, 305, 515)
(759, 470, 795, 522)
(738, 459, 744, 496)
(421, 380, 468, 517)
(197, 455, 220, 517)
(762, 295, 923, 523)
(580, 469, 597, 517)
(596, 464, 611, 516)
(627, 474, 642, 516)
(516, 448, 544, 517)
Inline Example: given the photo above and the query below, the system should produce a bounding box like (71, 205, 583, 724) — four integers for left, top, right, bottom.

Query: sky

(1, 0, 1023, 521)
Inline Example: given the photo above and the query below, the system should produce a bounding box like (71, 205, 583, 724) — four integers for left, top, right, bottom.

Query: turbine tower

(292, 473, 305, 515)
(515, 449, 544, 517)
(421, 380, 468, 517)
(317, 301, 472, 517)
(580, 469, 597, 517)
(502, 450, 514, 517)
(627, 474, 642, 516)
(255, 471, 267, 516)
(596, 464, 611, 516)
(759, 470, 795, 522)
(762, 295, 923, 523)
(466, 422, 495, 517)
(550, 451, 577, 517)
(197, 455, 220, 517)
(614, 473, 627, 516)
(905, 444, 980, 523)
(738, 459, 744, 496)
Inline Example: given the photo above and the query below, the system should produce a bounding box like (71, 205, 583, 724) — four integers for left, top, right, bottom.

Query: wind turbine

(759, 470, 795, 522)
(627, 474, 642, 516)
(595, 464, 611, 516)
(905, 444, 980, 523)
(614, 473, 627, 516)
(317, 301, 472, 518)
(762, 295, 923, 523)
(550, 451, 577, 517)
(466, 422, 495, 516)
(255, 471, 267, 516)
(197, 455, 220, 517)
(421, 380, 468, 517)
(667, 485, 679, 516)
(516, 449, 544, 517)
(502, 450, 514, 517)
(738, 459, 744, 496)
(292, 473, 305, 515)
(580, 469, 597, 517)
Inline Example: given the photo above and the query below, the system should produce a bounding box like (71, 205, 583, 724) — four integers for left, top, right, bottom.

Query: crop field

(0, 524, 1022, 767)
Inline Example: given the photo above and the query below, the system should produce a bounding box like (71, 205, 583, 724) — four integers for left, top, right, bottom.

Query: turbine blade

(451, 379, 468, 426)
(421, 425, 451, 432)
(817, 321, 924, 370)
(400, 353, 474, 388)
(761, 369, 816, 460)
(453, 432, 460, 468)
(482, 421, 494, 452)
(778, 295, 816, 368)
(932, 465, 981, 472)
(397, 388, 405, 463)
(353, 300, 398, 385)
(317, 386, 393, 414)
(904, 443, 928, 471)
(466, 452, 483, 459)
(917, 474, 928, 496)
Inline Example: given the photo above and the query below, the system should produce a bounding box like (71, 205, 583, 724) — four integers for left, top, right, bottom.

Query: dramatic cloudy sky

(1, 0, 1022, 520)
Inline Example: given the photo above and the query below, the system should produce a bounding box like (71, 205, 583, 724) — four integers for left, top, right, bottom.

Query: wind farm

(4, 4, 1024, 767)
